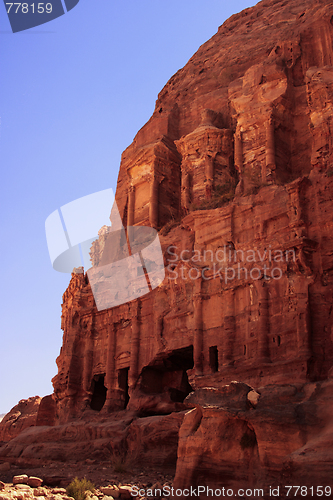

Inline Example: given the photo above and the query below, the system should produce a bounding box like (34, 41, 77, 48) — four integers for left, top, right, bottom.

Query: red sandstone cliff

(53, 0, 333, 419)
(1, 0, 333, 493)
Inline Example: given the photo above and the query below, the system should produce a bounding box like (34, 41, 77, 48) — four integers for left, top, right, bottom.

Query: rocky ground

(0, 467, 174, 500)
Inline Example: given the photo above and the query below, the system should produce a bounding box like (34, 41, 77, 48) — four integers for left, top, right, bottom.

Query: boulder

(247, 390, 260, 408)
(27, 478, 43, 488)
(13, 476, 28, 485)
(99, 488, 118, 498)
(33, 488, 48, 497)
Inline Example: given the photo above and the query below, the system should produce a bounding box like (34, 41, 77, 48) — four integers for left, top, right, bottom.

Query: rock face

(50, 0, 333, 422)
(173, 380, 333, 495)
(35, 395, 57, 427)
(2, 0, 333, 492)
(0, 398, 41, 443)
(0, 410, 185, 469)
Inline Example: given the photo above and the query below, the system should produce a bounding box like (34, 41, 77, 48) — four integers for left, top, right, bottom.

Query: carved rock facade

(51, 0, 333, 422)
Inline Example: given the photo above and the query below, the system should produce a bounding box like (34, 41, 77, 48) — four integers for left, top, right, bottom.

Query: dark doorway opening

(140, 345, 194, 406)
(90, 374, 107, 411)
(118, 367, 129, 409)
(209, 346, 219, 373)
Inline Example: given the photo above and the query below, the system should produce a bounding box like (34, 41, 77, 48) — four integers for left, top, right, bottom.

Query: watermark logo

(166, 245, 296, 283)
(45, 188, 165, 311)
(3, 0, 80, 33)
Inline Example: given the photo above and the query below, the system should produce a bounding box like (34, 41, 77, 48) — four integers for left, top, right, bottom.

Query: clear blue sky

(0, 0, 257, 414)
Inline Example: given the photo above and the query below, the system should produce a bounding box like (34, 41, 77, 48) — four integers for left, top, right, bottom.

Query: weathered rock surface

(35, 396, 56, 428)
(0, 411, 185, 468)
(173, 380, 333, 495)
(0, 399, 41, 443)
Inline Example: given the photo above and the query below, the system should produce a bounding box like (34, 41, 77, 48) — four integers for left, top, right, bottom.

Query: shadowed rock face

(1, 0, 333, 491)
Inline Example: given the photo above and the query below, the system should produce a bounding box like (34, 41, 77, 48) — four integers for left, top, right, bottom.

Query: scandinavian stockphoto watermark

(3, 0, 80, 33)
(45, 188, 165, 311)
(45, 189, 295, 310)
(166, 245, 296, 283)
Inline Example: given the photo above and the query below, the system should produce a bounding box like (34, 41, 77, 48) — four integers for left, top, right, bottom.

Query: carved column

(205, 154, 214, 198)
(223, 290, 236, 365)
(193, 278, 204, 375)
(105, 315, 117, 408)
(129, 300, 140, 389)
(127, 184, 135, 227)
(222, 129, 233, 156)
(234, 130, 244, 194)
(295, 278, 312, 358)
(154, 310, 165, 351)
(255, 281, 270, 362)
(181, 162, 190, 212)
(82, 318, 94, 395)
(149, 173, 159, 228)
(265, 116, 276, 183)
(287, 181, 309, 252)
(287, 180, 305, 230)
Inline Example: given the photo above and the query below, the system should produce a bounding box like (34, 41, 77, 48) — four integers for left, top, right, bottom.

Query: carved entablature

(175, 110, 235, 212)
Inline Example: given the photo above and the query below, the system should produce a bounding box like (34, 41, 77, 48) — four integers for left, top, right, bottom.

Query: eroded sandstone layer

(1, 0, 333, 494)
(0, 398, 41, 443)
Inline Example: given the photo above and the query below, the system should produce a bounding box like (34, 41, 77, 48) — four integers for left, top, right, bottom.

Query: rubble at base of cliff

(0, 472, 174, 500)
